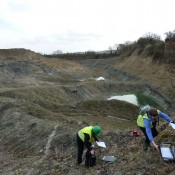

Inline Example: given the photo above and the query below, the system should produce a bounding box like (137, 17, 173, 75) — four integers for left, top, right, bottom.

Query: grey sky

(0, 0, 175, 54)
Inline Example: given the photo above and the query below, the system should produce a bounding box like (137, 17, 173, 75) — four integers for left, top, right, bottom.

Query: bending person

(137, 107, 173, 151)
(76, 125, 100, 165)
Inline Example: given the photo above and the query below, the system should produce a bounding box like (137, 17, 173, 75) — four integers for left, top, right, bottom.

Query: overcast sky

(0, 0, 175, 54)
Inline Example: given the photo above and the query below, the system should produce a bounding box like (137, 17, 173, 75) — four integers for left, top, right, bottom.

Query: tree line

(43, 30, 175, 59)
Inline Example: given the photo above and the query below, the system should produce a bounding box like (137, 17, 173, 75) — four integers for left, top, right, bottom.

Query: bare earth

(0, 49, 175, 175)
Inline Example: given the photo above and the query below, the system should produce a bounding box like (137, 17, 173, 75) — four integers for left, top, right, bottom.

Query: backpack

(139, 105, 151, 116)
(85, 150, 96, 167)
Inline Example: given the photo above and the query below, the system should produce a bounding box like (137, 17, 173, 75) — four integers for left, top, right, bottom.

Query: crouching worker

(77, 125, 101, 166)
(137, 107, 173, 151)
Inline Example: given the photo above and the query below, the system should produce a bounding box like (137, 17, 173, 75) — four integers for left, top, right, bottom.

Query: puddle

(107, 94, 138, 106)
(107, 92, 163, 109)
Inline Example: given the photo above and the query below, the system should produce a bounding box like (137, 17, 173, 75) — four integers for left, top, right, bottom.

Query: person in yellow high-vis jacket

(137, 107, 173, 151)
(76, 125, 100, 165)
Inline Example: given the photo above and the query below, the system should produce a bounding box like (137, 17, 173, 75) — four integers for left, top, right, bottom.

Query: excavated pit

(0, 49, 175, 175)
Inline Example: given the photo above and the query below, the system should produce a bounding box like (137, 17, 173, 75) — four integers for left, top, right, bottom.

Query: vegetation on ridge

(44, 30, 175, 62)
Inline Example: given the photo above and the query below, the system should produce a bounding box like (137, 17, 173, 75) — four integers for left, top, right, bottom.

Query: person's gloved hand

(154, 144, 159, 151)
(151, 141, 159, 151)
(90, 149, 95, 155)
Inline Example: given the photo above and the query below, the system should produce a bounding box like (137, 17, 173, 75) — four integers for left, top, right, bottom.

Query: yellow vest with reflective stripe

(78, 126, 94, 142)
(137, 113, 151, 127)
(137, 110, 160, 128)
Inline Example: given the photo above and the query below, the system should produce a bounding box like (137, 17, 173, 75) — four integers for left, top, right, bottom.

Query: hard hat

(92, 126, 101, 136)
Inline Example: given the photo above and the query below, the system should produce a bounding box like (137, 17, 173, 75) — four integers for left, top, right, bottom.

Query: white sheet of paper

(169, 123, 175, 129)
(96, 141, 106, 148)
(160, 147, 173, 159)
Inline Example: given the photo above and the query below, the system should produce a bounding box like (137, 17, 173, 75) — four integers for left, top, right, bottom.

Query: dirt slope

(0, 49, 175, 175)
(113, 56, 175, 112)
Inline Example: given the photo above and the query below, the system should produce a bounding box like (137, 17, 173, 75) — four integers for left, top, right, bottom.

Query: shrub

(136, 32, 162, 47)
(164, 30, 175, 41)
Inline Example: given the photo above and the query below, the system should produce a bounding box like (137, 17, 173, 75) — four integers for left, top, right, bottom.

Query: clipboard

(169, 123, 175, 129)
(102, 156, 116, 162)
(96, 141, 106, 148)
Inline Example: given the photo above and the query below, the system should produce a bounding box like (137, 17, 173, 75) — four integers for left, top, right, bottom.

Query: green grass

(135, 92, 163, 110)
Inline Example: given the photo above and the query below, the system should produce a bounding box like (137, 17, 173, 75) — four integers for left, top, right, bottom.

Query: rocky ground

(0, 48, 175, 175)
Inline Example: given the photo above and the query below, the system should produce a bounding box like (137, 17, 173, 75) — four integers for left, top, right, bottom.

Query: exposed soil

(0, 49, 175, 175)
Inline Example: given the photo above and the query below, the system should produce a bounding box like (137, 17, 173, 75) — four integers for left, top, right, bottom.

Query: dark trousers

(77, 134, 84, 163)
(139, 126, 158, 145)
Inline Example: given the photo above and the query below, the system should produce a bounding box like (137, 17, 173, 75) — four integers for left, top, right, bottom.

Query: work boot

(77, 162, 84, 166)
(77, 158, 82, 165)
